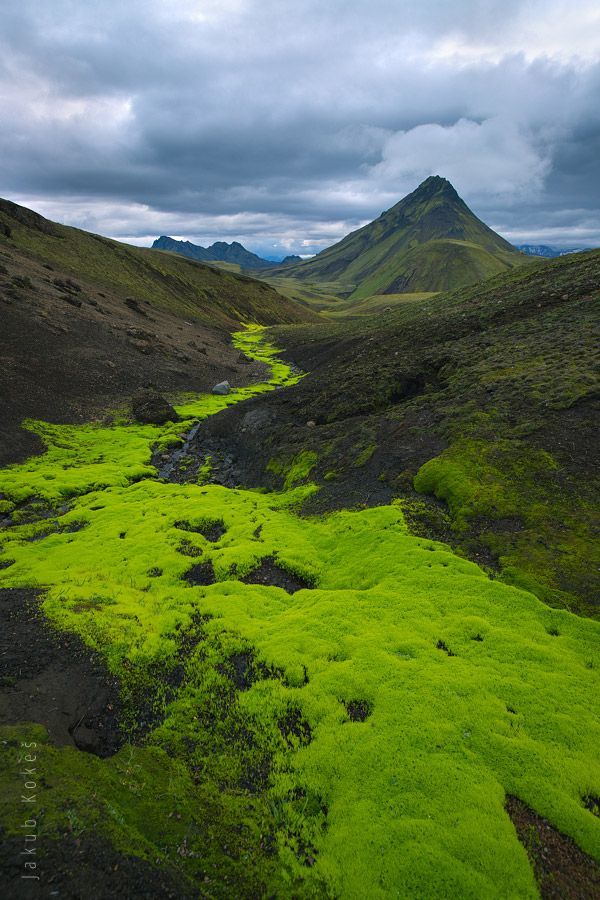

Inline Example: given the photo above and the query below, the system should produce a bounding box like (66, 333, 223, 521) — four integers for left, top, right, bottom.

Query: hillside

(266, 176, 537, 303)
(152, 234, 276, 269)
(0, 198, 316, 464)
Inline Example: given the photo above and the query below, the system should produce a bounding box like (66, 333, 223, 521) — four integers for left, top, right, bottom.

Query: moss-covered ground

(1, 327, 599, 897)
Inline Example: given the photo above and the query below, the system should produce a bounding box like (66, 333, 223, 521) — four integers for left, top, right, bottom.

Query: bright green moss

(1, 330, 599, 897)
(196, 454, 213, 485)
(354, 443, 376, 467)
(267, 451, 318, 489)
(414, 438, 599, 613)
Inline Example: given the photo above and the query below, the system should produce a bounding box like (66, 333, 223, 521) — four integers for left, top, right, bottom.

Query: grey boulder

(212, 380, 230, 395)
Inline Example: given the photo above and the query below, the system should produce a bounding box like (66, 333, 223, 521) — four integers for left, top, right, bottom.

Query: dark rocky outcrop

(131, 391, 178, 424)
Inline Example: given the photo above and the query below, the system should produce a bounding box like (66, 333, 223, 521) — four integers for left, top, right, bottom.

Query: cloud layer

(1, 0, 599, 255)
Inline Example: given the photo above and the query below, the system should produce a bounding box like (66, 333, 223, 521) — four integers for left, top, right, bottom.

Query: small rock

(132, 391, 178, 424)
(124, 297, 146, 315)
(128, 338, 152, 354)
(306, 420, 316, 428)
(212, 381, 230, 395)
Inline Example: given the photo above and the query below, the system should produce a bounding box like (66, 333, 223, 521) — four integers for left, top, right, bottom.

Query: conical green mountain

(271, 176, 532, 301)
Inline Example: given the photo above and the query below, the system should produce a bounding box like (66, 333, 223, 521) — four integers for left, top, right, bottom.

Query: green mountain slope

(152, 234, 276, 270)
(267, 176, 536, 302)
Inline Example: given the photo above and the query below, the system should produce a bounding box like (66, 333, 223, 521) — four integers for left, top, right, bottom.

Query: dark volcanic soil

(0, 589, 122, 756)
(241, 557, 314, 593)
(0, 833, 194, 900)
(506, 795, 600, 899)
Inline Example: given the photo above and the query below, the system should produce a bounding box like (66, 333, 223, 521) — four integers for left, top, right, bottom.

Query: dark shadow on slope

(344, 699, 373, 722)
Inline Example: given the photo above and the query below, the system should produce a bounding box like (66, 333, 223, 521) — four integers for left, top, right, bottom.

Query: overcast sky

(1, 0, 599, 257)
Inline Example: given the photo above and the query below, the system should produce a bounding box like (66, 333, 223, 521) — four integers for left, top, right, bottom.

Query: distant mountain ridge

(266, 176, 535, 301)
(152, 235, 278, 270)
(515, 244, 591, 258)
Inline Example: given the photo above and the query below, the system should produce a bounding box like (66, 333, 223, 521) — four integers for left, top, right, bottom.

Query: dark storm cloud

(1, 0, 599, 255)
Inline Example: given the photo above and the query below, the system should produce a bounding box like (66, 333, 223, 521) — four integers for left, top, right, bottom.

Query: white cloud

(368, 117, 553, 204)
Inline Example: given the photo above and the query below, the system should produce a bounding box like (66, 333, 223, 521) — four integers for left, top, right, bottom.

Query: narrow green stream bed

(1, 327, 599, 898)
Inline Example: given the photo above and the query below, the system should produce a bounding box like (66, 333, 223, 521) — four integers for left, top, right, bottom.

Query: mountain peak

(152, 235, 275, 270)
(268, 176, 525, 299)
(411, 175, 460, 201)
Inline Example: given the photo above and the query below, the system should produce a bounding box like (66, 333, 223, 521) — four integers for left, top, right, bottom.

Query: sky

(1, 0, 599, 258)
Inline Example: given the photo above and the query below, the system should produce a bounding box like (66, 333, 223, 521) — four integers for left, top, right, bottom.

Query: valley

(0, 195, 599, 899)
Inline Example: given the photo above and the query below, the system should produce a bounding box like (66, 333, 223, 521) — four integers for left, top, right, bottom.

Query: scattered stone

(128, 338, 152, 354)
(212, 380, 230, 395)
(53, 277, 81, 294)
(131, 391, 178, 424)
(306, 420, 316, 428)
